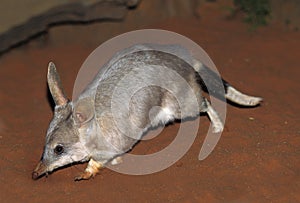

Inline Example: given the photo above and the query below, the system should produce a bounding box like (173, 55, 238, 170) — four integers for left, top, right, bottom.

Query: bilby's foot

(110, 156, 123, 165)
(74, 171, 93, 181)
(74, 159, 103, 181)
(202, 98, 224, 133)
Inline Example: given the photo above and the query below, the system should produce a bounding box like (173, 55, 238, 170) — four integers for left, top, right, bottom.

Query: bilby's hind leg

(202, 98, 224, 133)
(74, 159, 103, 181)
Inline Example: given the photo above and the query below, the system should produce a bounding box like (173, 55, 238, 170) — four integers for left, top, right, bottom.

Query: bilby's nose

(32, 161, 47, 180)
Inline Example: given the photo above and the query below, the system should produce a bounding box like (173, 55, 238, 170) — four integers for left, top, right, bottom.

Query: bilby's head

(32, 62, 94, 180)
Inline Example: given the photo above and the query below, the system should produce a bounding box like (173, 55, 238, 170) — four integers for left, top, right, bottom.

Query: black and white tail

(193, 61, 263, 106)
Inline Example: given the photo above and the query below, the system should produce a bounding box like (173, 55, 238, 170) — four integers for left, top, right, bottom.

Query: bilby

(32, 44, 262, 181)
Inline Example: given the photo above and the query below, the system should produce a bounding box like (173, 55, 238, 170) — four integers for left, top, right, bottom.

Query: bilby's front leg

(74, 159, 103, 181)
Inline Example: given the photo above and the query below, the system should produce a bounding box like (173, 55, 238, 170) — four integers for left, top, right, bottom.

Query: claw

(74, 159, 103, 181)
(74, 171, 93, 181)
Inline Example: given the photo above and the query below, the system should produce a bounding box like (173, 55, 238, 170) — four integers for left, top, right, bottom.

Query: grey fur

(32, 44, 262, 180)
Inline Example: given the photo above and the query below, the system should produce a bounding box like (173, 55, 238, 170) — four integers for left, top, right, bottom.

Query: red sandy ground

(0, 3, 299, 203)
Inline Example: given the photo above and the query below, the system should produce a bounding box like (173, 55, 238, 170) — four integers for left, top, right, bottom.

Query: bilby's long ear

(73, 98, 94, 126)
(47, 62, 68, 106)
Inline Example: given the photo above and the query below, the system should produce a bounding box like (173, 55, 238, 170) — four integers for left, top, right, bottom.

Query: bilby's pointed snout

(32, 161, 47, 180)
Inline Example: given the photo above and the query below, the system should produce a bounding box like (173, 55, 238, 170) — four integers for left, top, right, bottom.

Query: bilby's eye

(54, 145, 64, 155)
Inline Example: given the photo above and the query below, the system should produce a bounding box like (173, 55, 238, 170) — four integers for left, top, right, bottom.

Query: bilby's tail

(193, 61, 263, 106)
